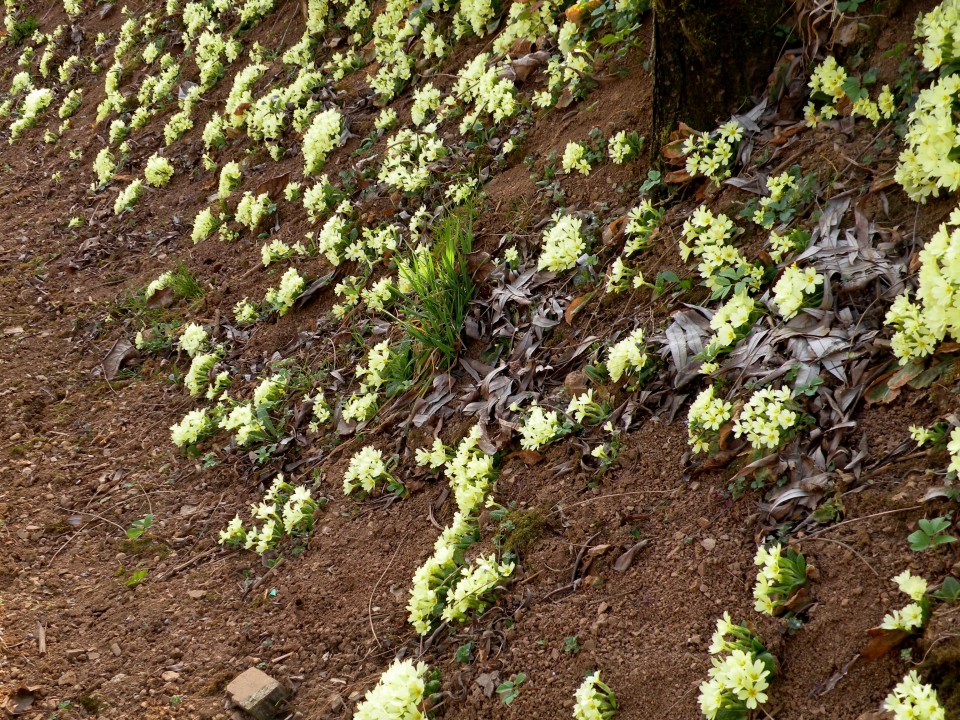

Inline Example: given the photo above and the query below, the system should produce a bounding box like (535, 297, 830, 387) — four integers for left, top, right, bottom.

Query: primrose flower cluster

(682, 120, 743, 183)
(218, 474, 319, 554)
(700, 291, 758, 365)
(343, 446, 397, 496)
(417, 425, 496, 515)
(622, 200, 663, 256)
(573, 671, 618, 720)
(732, 386, 799, 451)
(752, 544, 808, 616)
(880, 570, 929, 633)
(680, 207, 761, 295)
(687, 385, 733, 455)
(752, 168, 811, 230)
(884, 211, 960, 362)
(804, 56, 895, 129)
(353, 659, 430, 720)
(539, 212, 587, 272)
(699, 614, 775, 719)
(771, 264, 823, 320)
(518, 402, 570, 451)
(606, 329, 649, 384)
(883, 670, 946, 720)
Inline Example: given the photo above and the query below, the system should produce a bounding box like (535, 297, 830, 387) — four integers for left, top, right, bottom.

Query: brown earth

(3, 1, 960, 719)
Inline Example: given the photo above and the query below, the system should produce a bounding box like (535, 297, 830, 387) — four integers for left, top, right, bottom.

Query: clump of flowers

(353, 659, 432, 720)
(441, 553, 515, 624)
(437, 425, 496, 515)
(144, 154, 174, 187)
(263, 267, 305, 315)
(804, 56, 895, 129)
(518, 402, 570, 450)
(218, 161, 242, 199)
(145, 271, 173, 299)
(732, 387, 798, 451)
(767, 228, 809, 264)
(9, 87, 53, 142)
(114, 180, 143, 215)
(881, 570, 930, 633)
(170, 408, 216, 449)
(680, 207, 761, 296)
(261, 238, 306, 267)
(218, 474, 319, 554)
(682, 120, 743, 183)
(538, 212, 586, 272)
(302, 107, 343, 174)
(307, 392, 331, 432)
(343, 446, 399, 495)
(573, 671, 618, 720)
(566, 390, 609, 425)
(192, 208, 220, 244)
(342, 391, 379, 423)
(220, 404, 266, 447)
(699, 291, 758, 365)
(753, 543, 808, 616)
(236, 191, 273, 231)
(234, 298, 259, 326)
(608, 130, 644, 164)
(623, 200, 663, 256)
(606, 328, 648, 384)
(408, 512, 478, 634)
(687, 385, 733, 454)
(605, 257, 644, 294)
(178, 323, 208, 357)
(883, 670, 946, 720)
(885, 214, 960, 362)
(751, 167, 813, 230)
(771, 264, 823, 320)
(562, 141, 592, 175)
(699, 614, 775, 719)
(377, 128, 446, 193)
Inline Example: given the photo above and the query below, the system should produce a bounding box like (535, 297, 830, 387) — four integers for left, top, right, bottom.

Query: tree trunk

(651, 0, 784, 152)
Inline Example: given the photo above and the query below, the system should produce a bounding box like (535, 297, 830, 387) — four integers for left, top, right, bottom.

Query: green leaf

(125, 568, 148, 587)
(932, 577, 960, 603)
(125, 515, 154, 540)
(907, 529, 930, 551)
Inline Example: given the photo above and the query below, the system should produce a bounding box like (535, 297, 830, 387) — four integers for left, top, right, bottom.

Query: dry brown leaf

(860, 627, 910, 660)
(101, 337, 138, 380)
(613, 539, 650, 572)
(564, 295, 591, 325)
(507, 450, 542, 465)
(5, 687, 37, 716)
(665, 169, 692, 184)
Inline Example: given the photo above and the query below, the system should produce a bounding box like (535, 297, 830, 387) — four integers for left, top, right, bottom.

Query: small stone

(161, 671, 180, 683)
(226, 667, 287, 720)
(66, 648, 87, 661)
(697, 517, 711, 529)
(110, 643, 122, 657)
(187, 590, 205, 599)
(700, 538, 716, 551)
(58, 671, 78, 686)
(563, 371, 588, 395)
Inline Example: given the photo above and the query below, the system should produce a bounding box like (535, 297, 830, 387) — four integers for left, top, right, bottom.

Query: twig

(798, 535, 879, 577)
(369, 532, 410, 649)
(245, 557, 285, 597)
(155, 546, 220, 582)
(803, 505, 922, 539)
(571, 532, 601, 584)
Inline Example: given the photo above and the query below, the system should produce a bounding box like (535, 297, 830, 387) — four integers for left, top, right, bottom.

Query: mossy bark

(651, 0, 784, 152)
